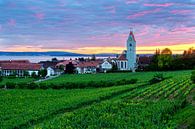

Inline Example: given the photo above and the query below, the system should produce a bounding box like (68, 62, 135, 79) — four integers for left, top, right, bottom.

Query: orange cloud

(3, 43, 194, 55)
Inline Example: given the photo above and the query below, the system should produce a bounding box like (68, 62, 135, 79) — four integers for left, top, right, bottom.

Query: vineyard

(0, 70, 194, 129)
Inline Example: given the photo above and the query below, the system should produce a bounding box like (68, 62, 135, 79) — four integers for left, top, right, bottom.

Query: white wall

(116, 60, 128, 70)
(101, 61, 112, 70)
(47, 67, 55, 76)
(28, 71, 39, 76)
(126, 34, 136, 71)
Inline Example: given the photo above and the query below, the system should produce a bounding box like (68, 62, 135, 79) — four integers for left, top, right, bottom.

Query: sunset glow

(0, 0, 194, 54)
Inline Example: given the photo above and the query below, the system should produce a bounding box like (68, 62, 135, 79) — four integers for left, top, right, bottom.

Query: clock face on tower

(129, 43, 132, 47)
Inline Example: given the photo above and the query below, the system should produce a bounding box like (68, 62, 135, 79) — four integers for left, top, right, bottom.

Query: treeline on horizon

(142, 47, 195, 71)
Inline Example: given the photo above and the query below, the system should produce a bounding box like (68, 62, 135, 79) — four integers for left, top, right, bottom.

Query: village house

(76, 61, 100, 74)
(39, 60, 64, 76)
(56, 60, 79, 71)
(0, 60, 41, 76)
(75, 60, 112, 74)
(99, 59, 113, 72)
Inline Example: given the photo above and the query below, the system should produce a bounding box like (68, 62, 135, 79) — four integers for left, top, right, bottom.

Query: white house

(0, 61, 41, 76)
(100, 60, 112, 72)
(46, 67, 55, 76)
(76, 61, 100, 74)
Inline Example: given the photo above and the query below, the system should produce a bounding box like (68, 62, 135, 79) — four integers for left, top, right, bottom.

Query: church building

(116, 30, 137, 72)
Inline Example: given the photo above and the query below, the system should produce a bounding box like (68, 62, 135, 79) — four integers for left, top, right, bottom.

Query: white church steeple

(126, 29, 136, 71)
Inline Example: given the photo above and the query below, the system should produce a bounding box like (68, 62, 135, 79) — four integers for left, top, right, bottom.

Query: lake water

(0, 56, 110, 63)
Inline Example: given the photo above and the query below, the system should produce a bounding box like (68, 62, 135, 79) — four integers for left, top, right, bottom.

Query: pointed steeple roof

(129, 31, 136, 42)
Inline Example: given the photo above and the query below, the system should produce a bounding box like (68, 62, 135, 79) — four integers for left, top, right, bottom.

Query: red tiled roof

(56, 60, 78, 67)
(77, 61, 102, 68)
(0, 60, 30, 64)
(0, 63, 41, 70)
(118, 54, 127, 60)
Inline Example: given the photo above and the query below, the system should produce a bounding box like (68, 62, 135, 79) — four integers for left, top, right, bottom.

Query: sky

(0, 0, 195, 54)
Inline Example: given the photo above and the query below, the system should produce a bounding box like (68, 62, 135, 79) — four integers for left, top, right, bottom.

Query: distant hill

(0, 51, 88, 56)
(0, 51, 154, 57)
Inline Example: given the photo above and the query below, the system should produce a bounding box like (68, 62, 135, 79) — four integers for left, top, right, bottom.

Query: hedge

(4, 78, 138, 90)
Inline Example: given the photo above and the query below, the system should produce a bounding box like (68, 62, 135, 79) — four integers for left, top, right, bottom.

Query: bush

(0, 76, 3, 82)
(0, 84, 4, 88)
(16, 82, 28, 89)
(149, 73, 165, 85)
(39, 83, 49, 89)
(6, 82, 17, 89)
(191, 71, 195, 83)
(7, 75, 16, 79)
(5, 78, 138, 90)
(27, 82, 38, 89)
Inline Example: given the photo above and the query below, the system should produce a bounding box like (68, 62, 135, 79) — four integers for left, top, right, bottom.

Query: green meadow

(0, 70, 194, 129)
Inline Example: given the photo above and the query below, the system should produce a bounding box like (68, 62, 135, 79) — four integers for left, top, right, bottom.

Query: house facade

(100, 60, 113, 72)
(76, 61, 100, 74)
(0, 61, 41, 76)
(39, 60, 64, 76)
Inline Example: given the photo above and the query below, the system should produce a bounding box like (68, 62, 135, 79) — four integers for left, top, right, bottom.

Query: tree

(65, 62, 75, 74)
(52, 58, 58, 62)
(38, 69, 47, 77)
(31, 72, 38, 79)
(78, 58, 85, 62)
(158, 48, 173, 70)
(149, 49, 160, 70)
(0, 72, 3, 82)
(58, 65, 65, 71)
(24, 71, 29, 77)
(111, 62, 118, 71)
(91, 54, 96, 61)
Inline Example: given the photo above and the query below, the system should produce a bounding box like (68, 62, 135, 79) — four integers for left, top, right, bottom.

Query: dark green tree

(65, 62, 75, 74)
(149, 49, 160, 70)
(24, 71, 29, 77)
(31, 72, 38, 79)
(0, 71, 3, 82)
(91, 54, 96, 61)
(111, 63, 118, 71)
(38, 69, 47, 77)
(58, 65, 65, 71)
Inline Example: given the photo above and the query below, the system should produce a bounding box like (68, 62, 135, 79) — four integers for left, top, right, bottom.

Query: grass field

(40, 71, 190, 84)
(0, 70, 194, 129)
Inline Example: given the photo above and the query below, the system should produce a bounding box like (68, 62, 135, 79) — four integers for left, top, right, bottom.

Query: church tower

(126, 30, 136, 71)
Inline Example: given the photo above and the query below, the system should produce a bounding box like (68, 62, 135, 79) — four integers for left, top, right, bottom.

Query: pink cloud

(170, 26, 195, 34)
(144, 3, 174, 7)
(127, 8, 161, 19)
(136, 26, 150, 37)
(34, 13, 45, 20)
(170, 10, 192, 15)
(8, 19, 16, 26)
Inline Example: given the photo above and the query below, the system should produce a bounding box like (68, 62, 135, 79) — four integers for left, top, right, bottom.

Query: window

(121, 62, 123, 68)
